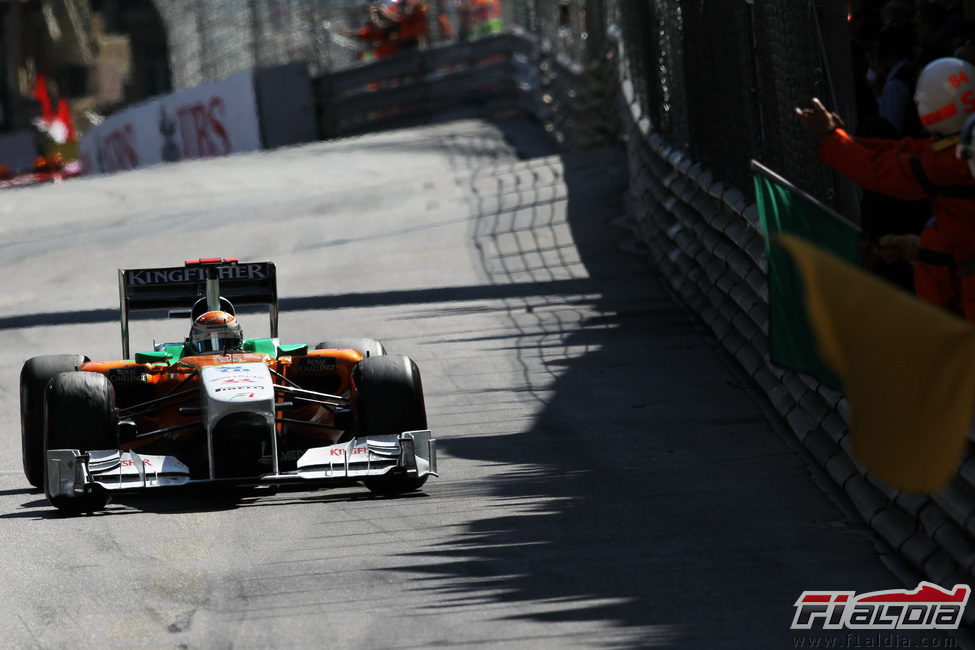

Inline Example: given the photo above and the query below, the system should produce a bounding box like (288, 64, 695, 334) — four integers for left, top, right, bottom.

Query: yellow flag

(776, 234, 975, 492)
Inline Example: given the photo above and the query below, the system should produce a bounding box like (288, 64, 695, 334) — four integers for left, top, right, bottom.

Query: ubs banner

(80, 71, 263, 175)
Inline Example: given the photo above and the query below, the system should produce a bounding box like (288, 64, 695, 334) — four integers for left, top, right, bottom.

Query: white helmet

(190, 310, 243, 353)
(915, 57, 975, 138)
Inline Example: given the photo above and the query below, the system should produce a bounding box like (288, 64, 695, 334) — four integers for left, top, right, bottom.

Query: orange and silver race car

(19, 258, 437, 513)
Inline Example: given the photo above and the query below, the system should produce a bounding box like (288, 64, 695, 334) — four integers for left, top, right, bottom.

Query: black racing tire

(45, 371, 118, 453)
(20, 354, 87, 488)
(353, 355, 428, 495)
(315, 338, 387, 359)
(44, 372, 118, 513)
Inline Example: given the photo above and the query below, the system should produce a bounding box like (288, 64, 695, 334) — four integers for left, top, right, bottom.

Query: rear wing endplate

(118, 259, 277, 359)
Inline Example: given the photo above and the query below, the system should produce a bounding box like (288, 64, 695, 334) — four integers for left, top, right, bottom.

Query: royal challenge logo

(791, 582, 970, 630)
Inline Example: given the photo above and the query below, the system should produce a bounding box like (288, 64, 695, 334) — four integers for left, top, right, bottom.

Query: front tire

(20, 354, 87, 488)
(44, 372, 118, 513)
(353, 355, 428, 494)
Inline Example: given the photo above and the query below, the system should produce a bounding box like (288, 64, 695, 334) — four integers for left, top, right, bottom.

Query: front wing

(46, 430, 437, 507)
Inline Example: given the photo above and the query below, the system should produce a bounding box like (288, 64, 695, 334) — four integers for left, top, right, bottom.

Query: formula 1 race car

(19, 258, 437, 513)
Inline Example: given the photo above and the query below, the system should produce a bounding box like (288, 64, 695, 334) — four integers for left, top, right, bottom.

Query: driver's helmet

(190, 310, 243, 353)
(915, 57, 975, 138)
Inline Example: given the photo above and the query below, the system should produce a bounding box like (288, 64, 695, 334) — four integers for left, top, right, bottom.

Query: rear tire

(315, 338, 387, 359)
(353, 355, 428, 494)
(45, 372, 118, 513)
(20, 354, 87, 488)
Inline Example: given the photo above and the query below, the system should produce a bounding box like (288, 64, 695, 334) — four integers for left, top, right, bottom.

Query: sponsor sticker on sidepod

(791, 582, 970, 630)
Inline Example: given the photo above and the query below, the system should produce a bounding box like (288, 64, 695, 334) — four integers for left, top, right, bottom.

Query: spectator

(795, 57, 975, 322)
(915, 2, 955, 67)
(872, 23, 924, 136)
(850, 14, 881, 123)
(950, 17, 975, 57)
(341, 2, 401, 61)
(954, 39, 975, 66)
(854, 116, 931, 293)
(457, 0, 502, 40)
(881, 0, 913, 26)
(393, 0, 429, 52)
(471, 0, 502, 38)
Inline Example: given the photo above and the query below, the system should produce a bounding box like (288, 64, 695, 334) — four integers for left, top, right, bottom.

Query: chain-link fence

(506, 0, 841, 203)
(158, 0, 395, 89)
(157, 1, 489, 90)
(156, 0, 848, 205)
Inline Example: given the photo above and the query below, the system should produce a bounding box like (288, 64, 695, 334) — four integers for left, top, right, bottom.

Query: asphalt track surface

(0, 118, 960, 648)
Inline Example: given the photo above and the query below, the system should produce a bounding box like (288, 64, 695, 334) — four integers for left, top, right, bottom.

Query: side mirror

(134, 350, 173, 364)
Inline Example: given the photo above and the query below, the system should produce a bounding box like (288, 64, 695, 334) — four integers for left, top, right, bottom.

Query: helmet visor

(191, 335, 242, 353)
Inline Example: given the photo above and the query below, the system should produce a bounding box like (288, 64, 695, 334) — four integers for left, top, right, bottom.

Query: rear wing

(118, 258, 278, 359)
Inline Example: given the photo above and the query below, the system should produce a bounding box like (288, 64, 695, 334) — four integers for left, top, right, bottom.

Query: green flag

(752, 161, 861, 390)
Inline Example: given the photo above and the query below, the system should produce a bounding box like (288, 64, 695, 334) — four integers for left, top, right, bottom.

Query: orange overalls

(916, 217, 963, 314)
(819, 129, 975, 321)
(356, 22, 398, 60)
(395, 2, 429, 50)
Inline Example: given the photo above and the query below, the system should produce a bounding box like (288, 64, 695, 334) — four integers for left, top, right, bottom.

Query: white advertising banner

(80, 71, 262, 175)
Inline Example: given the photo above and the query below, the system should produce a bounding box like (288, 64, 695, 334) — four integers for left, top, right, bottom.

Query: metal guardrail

(313, 33, 544, 140)
(312, 31, 621, 149)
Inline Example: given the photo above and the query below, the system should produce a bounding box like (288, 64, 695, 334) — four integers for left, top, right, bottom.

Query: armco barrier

(80, 70, 263, 175)
(608, 30, 975, 609)
(312, 31, 620, 151)
(80, 63, 316, 175)
(313, 33, 546, 140)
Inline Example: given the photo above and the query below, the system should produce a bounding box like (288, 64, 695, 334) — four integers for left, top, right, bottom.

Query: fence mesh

(157, 0, 844, 205)
(159, 0, 385, 89)
(509, 0, 840, 203)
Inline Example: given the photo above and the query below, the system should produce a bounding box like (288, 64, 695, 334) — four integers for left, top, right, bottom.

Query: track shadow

(0, 486, 38, 497)
(371, 135, 950, 648)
